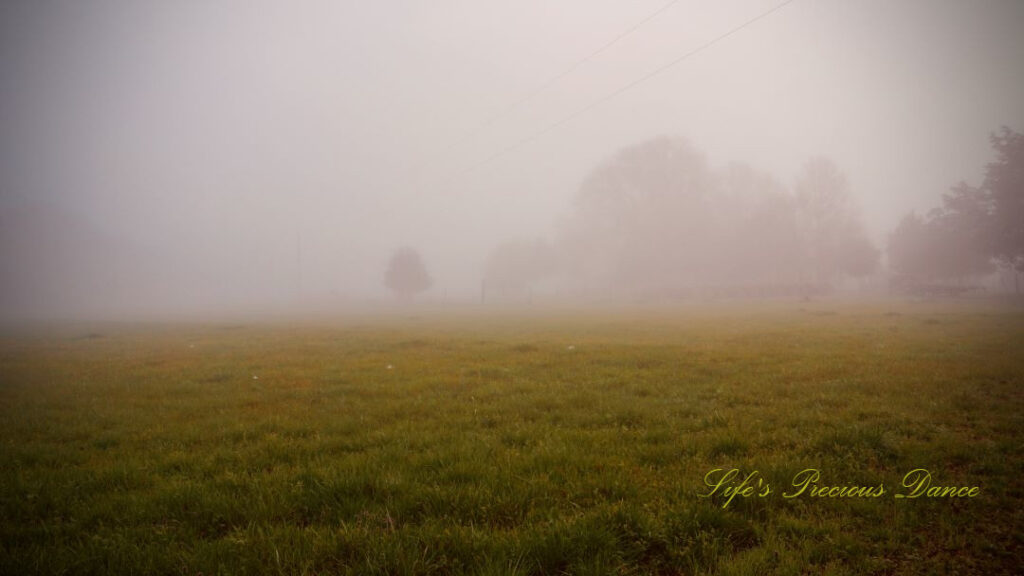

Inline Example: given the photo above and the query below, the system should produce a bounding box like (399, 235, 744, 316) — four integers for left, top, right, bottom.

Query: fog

(2, 0, 1023, 318)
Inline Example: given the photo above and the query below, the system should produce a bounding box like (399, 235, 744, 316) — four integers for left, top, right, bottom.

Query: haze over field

(1, 0, 1023, 317)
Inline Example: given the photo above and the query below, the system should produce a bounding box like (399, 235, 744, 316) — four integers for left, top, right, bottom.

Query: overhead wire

(441, 0, 801, 183)
(388, 0, 683, 190)
(364, 0, 802, 223)
(442, 0, 681, 152)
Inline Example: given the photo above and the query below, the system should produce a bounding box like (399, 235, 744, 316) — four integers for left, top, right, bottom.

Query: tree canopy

(888, 126, 1021, 288)
(986, 127, 1024, 272)
(384, 247, 431, 300)
(558, 136, 877, 295)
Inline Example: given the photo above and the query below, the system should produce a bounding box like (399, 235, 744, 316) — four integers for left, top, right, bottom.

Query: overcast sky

(1, 0, 1023, 313)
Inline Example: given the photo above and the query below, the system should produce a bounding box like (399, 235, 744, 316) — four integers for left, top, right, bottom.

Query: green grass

(0, 301, 1021, 575)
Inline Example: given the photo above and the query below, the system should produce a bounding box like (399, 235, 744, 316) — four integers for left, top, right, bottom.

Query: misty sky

(1, 0, 1023, 313)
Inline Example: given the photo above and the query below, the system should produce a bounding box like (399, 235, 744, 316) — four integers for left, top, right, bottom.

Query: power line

(361, 0, 801, 226)
(390, 0, 682, 190)
(444, 0, 800, 183)
(444, 0, 681, 150)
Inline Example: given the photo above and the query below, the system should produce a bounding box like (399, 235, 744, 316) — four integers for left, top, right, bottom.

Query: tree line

(484, 136, 878, 300)
(386, 127, 1021, 300)
(888, 127, 1023, 293)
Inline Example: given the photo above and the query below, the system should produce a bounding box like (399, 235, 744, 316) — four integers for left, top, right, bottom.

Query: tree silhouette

(794, 157, 878, 282)
(985, 127, 1024, 286)
(384, 247, 431, 300)
(886, 129, 1021, 289)
(560, 138, 878, 294)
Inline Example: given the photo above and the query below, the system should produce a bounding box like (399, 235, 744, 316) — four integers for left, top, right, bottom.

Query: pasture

(0, 301, 1021, 574)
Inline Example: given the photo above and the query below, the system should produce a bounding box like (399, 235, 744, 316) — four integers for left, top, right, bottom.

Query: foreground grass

(0, 301, 1021, 575)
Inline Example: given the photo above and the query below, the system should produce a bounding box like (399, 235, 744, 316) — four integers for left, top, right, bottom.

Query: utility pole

(296, 231, 303, 297)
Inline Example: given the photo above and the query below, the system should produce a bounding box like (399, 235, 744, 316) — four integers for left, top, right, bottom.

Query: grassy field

(0, 301, 1021, 575)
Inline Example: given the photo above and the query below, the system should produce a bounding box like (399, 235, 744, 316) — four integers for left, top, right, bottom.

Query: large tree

(559, 138, 878, 295)
(886, 129, 1020, 287)
(562, 136, 718, 291)
(886, 196, 992, 285)
(793, 157, 878, 282)
(930, 182, 995, 278)
(384, 247, 432, 300)
(985, 127, 1024, 283)
(888, 212, 934, 280)
(740, 189, 803, 284)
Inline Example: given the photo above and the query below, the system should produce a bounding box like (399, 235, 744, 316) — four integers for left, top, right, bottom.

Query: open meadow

(1, 300, 1021, 575)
